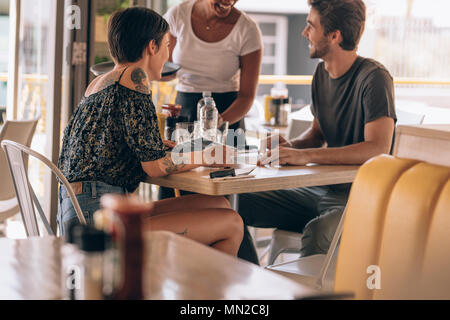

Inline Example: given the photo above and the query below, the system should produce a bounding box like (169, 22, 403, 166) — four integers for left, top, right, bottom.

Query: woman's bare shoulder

(85, 69, 121, 97)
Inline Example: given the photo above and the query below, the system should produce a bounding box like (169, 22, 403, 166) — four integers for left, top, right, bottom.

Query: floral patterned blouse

(58, 82, 166, 192)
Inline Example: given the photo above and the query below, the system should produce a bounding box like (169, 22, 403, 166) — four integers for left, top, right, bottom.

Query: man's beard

(310, 38, 330, 59)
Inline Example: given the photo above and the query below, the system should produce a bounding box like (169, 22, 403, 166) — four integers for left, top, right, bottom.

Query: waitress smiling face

(204, 0, 238, 18)
(191, 0, 241, 41)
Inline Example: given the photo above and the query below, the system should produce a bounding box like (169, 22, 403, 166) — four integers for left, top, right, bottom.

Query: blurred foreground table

(0, 231, 319, 300)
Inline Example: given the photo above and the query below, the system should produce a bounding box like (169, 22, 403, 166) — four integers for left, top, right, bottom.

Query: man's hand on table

(277, 147, 311, 165)
(258, 147, 311, 166)
(262, 133, 292, 150)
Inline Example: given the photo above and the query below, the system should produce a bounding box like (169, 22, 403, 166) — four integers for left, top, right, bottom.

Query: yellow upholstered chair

(419, 180, 450, 299)
(269, 155, 450, 299)
(334, 155, 450, 299)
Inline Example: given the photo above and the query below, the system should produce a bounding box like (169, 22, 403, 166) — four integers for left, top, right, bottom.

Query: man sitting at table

(237, 0, 396, 264)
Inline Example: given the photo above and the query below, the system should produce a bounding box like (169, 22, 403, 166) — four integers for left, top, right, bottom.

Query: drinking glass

(217, 121, 229, 145)
(258, 129, 280, 164)
(192, 121, 202, 140)
(175, 122, 195, 144)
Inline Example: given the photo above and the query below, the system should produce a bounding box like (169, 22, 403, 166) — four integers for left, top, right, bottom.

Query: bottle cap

(72, 225, 109, 252)
(202, 91, 212, 97)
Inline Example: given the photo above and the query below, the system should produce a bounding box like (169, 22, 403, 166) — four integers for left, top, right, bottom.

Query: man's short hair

(308, 0, 366, 51)
(108, 7, 169, 63)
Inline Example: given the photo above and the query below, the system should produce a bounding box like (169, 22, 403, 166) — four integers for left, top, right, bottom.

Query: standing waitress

(163, 0, 262, 134)
(160, 0, 263, 199)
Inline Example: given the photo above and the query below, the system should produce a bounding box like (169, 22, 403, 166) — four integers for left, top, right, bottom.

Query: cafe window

(5, 0, 67, 234)
(15, 0, 54, 209)
(248, 14, 287, 76)
(0, 0, 8, 123)
(94, 0, 134, 65)
(360, 0, 450, 122)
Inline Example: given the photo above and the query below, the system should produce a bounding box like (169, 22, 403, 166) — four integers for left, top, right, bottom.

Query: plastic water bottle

(199, 95, 218, 142)
(197, 91, 212, 121)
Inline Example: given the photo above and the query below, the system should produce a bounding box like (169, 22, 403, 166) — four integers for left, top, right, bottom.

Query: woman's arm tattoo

(162, 153, 187, 175)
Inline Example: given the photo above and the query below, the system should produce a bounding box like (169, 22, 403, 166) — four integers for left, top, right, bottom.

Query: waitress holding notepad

(159, 0, 263, 199)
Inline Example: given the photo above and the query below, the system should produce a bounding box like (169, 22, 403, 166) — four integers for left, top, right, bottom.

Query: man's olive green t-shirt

(311, 56, 396, 149)
(310, 56, 396, 192)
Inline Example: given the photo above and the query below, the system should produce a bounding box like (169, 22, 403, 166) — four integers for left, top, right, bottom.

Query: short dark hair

(308, 0, 366, 51)
(108, 7, 169, 63)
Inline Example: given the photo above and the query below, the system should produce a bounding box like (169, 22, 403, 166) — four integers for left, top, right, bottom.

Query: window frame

(7, 0, 66, 231)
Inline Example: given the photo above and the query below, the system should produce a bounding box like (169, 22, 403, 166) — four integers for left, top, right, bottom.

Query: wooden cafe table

(0, 231, 320, 300)
(147, 162, 359, 210)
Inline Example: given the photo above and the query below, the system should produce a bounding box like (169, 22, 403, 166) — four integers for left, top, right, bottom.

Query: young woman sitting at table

(57, 7, 242, 256)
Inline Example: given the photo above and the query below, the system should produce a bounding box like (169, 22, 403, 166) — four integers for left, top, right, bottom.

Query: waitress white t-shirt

(164, 0, 263, 93)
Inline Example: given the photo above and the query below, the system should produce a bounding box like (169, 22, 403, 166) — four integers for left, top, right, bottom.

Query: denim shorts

(57, 181, 127, 236)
